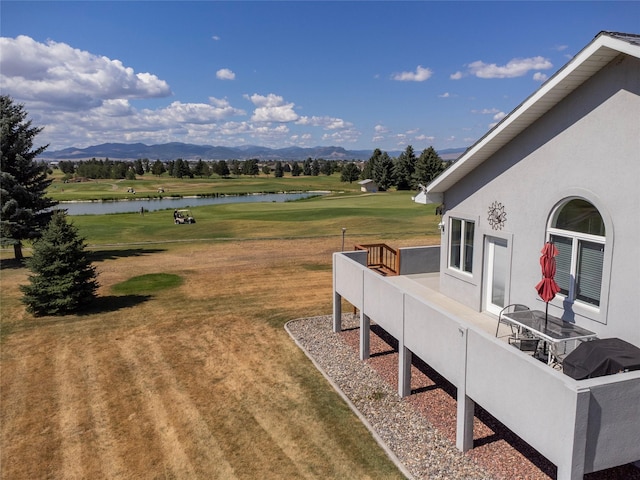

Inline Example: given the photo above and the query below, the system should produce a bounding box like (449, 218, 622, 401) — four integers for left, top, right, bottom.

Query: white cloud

(296, 116, 353, 130)
(392, 65, 433, 82)
(321, 128, 360, 145)
(247, 93, 298, 122)
(493, 111, 506, 121)
(216, 68, 236, 80)
(0, 35, 363, 150)
(414, 134, 435, 143)
(466, 56, 553, 79)
(0, 35, 171, 110)
(212, 35, 221, 41)
(472, 108, 500, 115)
(450, 71, 464, 80)
(533, 72, 548, 82)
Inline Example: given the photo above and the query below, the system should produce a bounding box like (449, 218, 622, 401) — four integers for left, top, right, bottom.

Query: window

(548, 199, 605, 308)
(450, 218, 474, 273)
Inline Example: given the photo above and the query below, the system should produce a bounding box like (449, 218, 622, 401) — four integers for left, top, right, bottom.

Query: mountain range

(43, 142, 466, 162)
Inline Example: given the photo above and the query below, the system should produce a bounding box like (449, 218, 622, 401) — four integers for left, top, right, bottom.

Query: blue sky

(1, 1, 638, 153)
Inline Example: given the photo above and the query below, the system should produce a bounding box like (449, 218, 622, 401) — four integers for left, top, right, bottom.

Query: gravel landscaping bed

(286, 314, 640, 480)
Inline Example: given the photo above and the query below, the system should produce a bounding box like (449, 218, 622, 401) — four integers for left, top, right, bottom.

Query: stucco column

(456, 327, 474, 451)
(556, 386, 590, 480)
(398, 343, 412, 398)
(360, 312, 370, 360)
(332, 291, 342, 332)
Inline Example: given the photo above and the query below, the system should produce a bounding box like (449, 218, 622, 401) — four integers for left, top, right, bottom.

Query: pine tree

(373, 151, 395, 191)
(1, 96, 57, 259)
(303, 158, 312, 176)
(20, 211, 99, 316)
(414, 146, 446, 186)
(361, 148, 381, 181)
(340, 162, 360, 183)
(274, 161, 284, 178)
(393, 145, 417, 190)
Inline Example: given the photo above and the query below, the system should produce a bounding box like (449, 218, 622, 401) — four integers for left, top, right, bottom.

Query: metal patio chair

(496, 304, 540, 355)
(495, 304, 530, 338)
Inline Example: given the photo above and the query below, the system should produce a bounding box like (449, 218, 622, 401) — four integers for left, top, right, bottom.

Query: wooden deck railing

(354, 243, 400, 276)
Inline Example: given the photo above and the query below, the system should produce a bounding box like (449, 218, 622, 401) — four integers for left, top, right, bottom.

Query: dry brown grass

(0, 235, 432, 479)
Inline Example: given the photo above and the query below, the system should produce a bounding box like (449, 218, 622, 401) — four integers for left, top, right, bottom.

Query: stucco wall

(439, 54, 640, 346)
(398, 245, 440, 275)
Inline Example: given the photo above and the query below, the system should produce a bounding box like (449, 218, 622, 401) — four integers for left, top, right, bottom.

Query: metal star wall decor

(487, 201, 507, 230)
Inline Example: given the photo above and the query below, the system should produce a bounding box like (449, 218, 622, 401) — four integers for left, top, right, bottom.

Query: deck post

(456, 327, 474, 451)
(332, 291, 342, 332)
(360, 312, 370, 360)
(398, 343, 412, 397)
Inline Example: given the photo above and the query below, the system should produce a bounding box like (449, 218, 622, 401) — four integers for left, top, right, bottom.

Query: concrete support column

(398, 343, 412, 398)
(456, 394, 475, 452)
(333, 291, 342, 333)
(360, 312, 370, 360)
(557, 387, 591, 480)
(456, 327, 474, 452)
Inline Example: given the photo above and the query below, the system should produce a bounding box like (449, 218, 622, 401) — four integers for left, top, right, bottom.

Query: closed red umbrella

(535, 242, 561, 325)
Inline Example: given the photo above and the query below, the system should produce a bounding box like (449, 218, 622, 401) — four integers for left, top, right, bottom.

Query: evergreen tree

(1, 95, 57, 259)
(172, 158, 192, 178)
(311, 159, 320, 176)
(151, 159, 166, 176)
(20, 211, 99, 316)
(321, 160, 334, 176)
(134, 159, 145, 176)
(216, 160, 230, 177)
(230, 159, 241, 176)
(340, 162, 360, 183)
(373, 151, 395, 191)
(394, 145, 417, 190)
(274, 161, 284, 178)
(303, 158, 312, 176)
(291, 162, 302, 177)
(361, 148, 381, 181)
(414, 146, 446, 186)
(244, 159, 260, 176)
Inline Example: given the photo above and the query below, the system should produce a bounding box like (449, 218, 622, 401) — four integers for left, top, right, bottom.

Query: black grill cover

(563, 338, 640, 380)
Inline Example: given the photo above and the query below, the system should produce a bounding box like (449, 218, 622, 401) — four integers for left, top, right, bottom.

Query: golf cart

(174, 209, 196, 224)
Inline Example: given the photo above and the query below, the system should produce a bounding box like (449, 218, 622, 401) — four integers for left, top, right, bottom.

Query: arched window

(548, 199, 605, 308)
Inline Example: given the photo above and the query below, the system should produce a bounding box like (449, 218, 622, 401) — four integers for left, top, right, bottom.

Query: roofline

(427, 31, 640, 194)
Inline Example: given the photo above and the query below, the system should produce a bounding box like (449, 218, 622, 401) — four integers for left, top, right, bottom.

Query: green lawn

(68, 191, 440, 246)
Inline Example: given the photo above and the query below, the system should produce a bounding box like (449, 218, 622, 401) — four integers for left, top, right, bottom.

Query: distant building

(358, 179, 378, 193)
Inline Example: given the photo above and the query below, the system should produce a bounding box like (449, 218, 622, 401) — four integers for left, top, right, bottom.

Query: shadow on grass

(89, 248, 166, 262)
(0, 258, 27, 270)
(79, 294, 151, 314)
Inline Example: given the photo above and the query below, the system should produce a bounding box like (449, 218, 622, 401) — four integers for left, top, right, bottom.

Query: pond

(59, 192, 324, 216)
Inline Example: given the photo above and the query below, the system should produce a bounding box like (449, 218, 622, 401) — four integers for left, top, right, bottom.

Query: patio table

(502, 309, 597, 364)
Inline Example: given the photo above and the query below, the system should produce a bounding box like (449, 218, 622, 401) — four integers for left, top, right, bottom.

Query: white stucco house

(332, 32, 640, 479)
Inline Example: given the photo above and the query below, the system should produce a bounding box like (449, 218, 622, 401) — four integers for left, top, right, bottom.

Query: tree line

(340, 145, 449, 190)
(56, 156, 343, 180)
(55, 147, 448, 189)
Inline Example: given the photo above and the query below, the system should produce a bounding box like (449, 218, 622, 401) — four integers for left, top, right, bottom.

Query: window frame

(449, 217, 475, 275)
(547, 198, 606, 313)
(548, 228, 605, 310)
